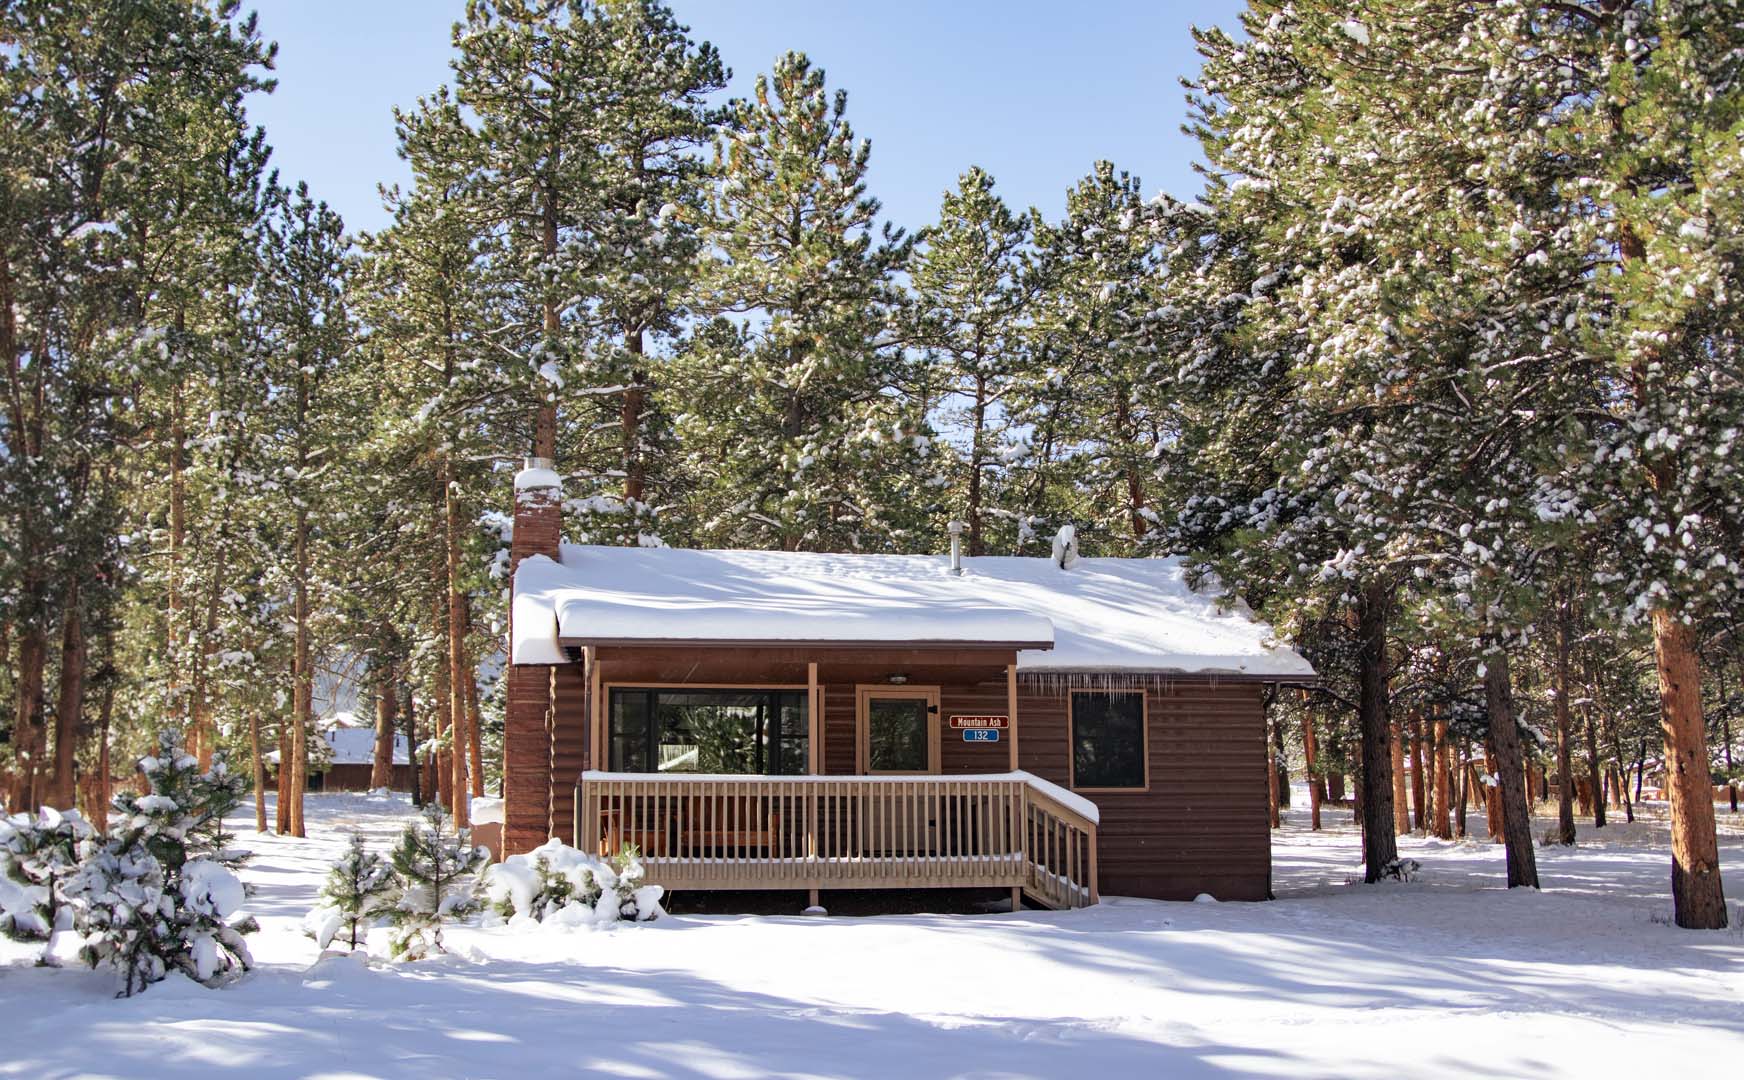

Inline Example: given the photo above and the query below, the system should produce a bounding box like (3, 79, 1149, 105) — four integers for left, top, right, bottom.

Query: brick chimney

(504, 457, 562, 856)
(509, 456, 563, 572)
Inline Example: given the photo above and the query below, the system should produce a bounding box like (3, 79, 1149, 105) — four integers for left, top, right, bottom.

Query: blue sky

(243, 0, 1248, 237)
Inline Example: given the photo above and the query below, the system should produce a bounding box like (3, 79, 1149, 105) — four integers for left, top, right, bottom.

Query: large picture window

(609, 688, 809, 775)
(1070, 691, 1147, 790)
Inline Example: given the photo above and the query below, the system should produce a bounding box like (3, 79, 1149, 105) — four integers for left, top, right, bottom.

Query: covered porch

(568, 642, 1098, 909)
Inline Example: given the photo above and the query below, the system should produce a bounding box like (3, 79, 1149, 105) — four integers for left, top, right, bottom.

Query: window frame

(1067, 688, 1150, 792)
(605, 683, 811, 777)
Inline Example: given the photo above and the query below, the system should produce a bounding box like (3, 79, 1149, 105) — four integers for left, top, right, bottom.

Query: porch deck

(576, 771, 1099, 909)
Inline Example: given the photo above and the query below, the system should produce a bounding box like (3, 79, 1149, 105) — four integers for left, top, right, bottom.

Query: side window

(1071, 691, 1146, 790)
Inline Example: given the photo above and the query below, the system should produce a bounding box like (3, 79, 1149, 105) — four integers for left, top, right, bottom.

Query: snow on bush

(387, 805, 489, 961)
(304, 832, 398, 950)
(65, 731, 257, 996)
(0, 806, 93, 948)
(484, 839, 663, 928)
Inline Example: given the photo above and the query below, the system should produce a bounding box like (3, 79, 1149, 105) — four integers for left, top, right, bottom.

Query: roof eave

(560, 636, 1056, 652)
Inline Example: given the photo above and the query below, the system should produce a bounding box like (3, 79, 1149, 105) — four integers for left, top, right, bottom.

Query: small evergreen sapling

(307, 833, 398, 950)
(67, 731, 257, 996)
(387, 805, 487, 960)
(0, 807, 94, 950)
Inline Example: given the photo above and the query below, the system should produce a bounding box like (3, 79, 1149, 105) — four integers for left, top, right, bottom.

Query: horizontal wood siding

(312, 763, 413, 792)
(823, 684, 856, 775)
(549, 660, 589, 844)
(1021, 681, 1269, 901)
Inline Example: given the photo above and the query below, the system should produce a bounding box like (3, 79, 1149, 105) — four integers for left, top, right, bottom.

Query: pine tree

(67, 731, 255, 996)
(386, 804, 488, 960)
(0, 0, 272, 812)
(673, 52, 930, 552)
(908, 167, 1034, 555)
(255, 182, 354, 837)
(1026, 163, 1166, 553)
(1179, 1, 1739, 923)
(571, 0, 724, 544)
(309, 833, 399, 950)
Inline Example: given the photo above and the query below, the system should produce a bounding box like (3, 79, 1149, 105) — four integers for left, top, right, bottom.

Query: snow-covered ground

(3, 788, 1741, 1078)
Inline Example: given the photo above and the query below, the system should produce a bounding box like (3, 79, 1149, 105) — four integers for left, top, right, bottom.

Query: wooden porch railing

(575, 771, 1099, 909)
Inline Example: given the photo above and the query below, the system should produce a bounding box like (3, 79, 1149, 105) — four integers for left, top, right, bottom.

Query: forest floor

(2, 787, 1741, 1079)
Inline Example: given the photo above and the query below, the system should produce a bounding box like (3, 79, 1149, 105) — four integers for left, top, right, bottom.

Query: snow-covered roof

(512, 544, 1313, 678)
(324, 727, 409, 766)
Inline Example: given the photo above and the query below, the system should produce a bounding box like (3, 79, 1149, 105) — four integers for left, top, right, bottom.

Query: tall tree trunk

(191, 549, 227, 772)
(290, 501, 311, 839)
(251, 713, 267, 833)
(1114, 395, 1148, 542)
(1389, 718, 1410, 834)
(1582, 698, 1607, 828)
(275, 721, 291, 834)
(1355, 583, 1398, 881)
(431, 638, 451, 811)
(466, 666, 484, 799)
(48, 577, 85, 810)
(1720, 664, 1736, 815)
(405, 682, 422, 808)
(1455, 740, 1469, 838)
(1552, 600, 1577, 844)
(93, 681, 112, 833)
(445, 456, 470, 828)
(622, 328, 647, 503)
(1409, 712, 1427, 833)
(10, 625, 47, 812)
(534, 181, 559, 460)
(1268, 706, 1290, 809)
(1618, 209, 1727, 926)
(1483, 743, 1505, 842)
(1649, 611, 1727, 928)
(1483, 648, 1540, 889)
(167, 379, 186, 733)
(371, 666, 396, 791)
(1302, 708, 1322, 831)
(1432, 713, 1453, 840)
(967, 374, 988, 556)
(1266, 714, 1281, 830)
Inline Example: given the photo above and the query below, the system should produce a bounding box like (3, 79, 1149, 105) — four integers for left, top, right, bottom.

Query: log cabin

(503, 460, 1313, 909)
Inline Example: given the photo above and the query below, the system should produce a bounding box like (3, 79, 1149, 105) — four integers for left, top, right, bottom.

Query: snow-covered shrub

(66, 731, 257, 996)
(387, 805, 488, 960)
(484, 840, 662, 927)
(602, 845, 665, 924)
(484, 837, 602, 923)
(0, 806, 93, 947)
(305, 833, 398, 950)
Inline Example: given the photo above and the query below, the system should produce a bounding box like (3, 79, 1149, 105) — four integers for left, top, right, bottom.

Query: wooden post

(808, 662, 821, 774)
(1007, 664, 1019, 772)
(1087, 828, 1100, 904)
(808, 662, 820, 861)
(587, 647, 602, 773)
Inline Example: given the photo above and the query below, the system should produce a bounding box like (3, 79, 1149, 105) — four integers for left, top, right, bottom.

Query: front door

(855, 686, 941, 775)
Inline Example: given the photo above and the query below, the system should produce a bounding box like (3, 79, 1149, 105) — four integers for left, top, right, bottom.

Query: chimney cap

(946, 519, 965, 536)
(514, 458, 564, 492)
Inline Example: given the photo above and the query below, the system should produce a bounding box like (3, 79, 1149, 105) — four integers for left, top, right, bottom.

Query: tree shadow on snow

(7, 956, 1298, 1080)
